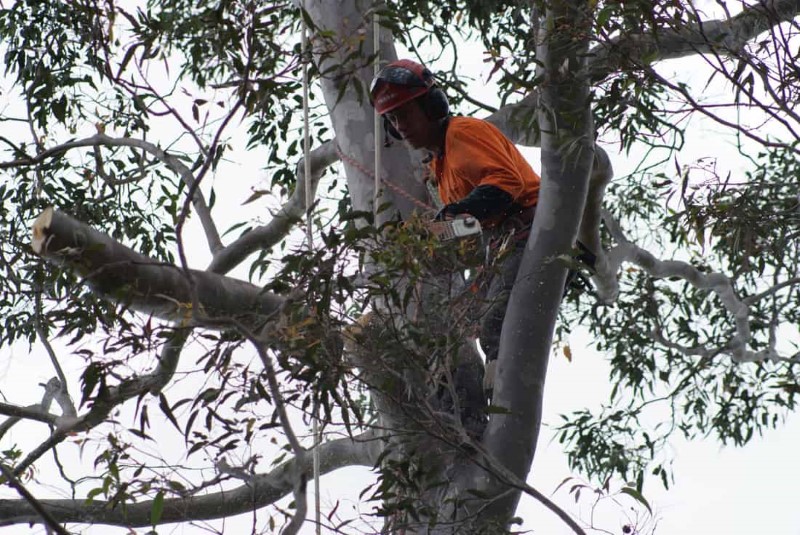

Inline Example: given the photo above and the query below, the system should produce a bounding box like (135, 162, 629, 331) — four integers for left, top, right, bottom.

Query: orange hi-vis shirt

(429, 116, 540, 208)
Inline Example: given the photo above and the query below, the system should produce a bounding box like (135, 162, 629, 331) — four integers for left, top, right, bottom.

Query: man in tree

(370, 59, 541, 402)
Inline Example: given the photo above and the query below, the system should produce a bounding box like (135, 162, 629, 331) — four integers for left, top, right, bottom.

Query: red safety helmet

(370, 59, 435, 115)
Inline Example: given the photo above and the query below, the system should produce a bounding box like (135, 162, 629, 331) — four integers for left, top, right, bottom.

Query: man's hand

(434, 203, 464, 221)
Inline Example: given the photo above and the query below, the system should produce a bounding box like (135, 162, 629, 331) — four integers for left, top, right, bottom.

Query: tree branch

(602, 210, 783, 363)
(31, 208, 284, 328)
(485, 0, 800, 149)
(0, 378, 61, 439)
(0, 401, 58, 426)
(34, 291, 76, 418)
(9, 328, 190, 477)
(588, 0, 800, 82)
(485, 91, 541, 147)
(0, 464, 70, 535)
(0, 431, 379, 528)
(481, 0, 595, 525)
(208, 141, 338, 274)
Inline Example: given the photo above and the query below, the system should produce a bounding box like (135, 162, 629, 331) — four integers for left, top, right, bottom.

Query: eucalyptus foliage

(0, 0, 799, 534)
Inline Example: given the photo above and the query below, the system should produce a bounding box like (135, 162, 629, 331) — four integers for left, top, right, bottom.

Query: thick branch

(485, 91, 541, 147)
(0, 464, 70, 535)
(588, 0, 800, 81)
(480, 0, 595, 524)
(486, 0, 800, 148)
(31, 208, 284, 327)
(0, 431, 379, 528)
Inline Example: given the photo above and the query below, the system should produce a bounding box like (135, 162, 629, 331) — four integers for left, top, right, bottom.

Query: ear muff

(421, 87, 450, 120)
(417, 67, 450, 120)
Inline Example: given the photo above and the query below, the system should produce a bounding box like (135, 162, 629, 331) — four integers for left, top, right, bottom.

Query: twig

(10, 328, 189, 477)
(0, 133, 222, 253)
(0, 378, 61, 439)
(0, 463, 71, 535)
(34, 291, 76, 417)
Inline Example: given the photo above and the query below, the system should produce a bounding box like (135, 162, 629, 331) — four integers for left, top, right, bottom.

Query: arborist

(369, 59, 541, 402)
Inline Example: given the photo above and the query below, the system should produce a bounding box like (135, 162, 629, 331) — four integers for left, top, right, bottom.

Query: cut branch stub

(31, 208, 284, 327)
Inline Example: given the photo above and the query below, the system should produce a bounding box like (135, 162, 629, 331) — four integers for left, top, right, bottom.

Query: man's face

(384, 99, 436, 150)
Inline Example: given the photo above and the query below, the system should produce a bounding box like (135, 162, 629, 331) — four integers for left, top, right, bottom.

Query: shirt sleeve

(447, 122, 527, 201)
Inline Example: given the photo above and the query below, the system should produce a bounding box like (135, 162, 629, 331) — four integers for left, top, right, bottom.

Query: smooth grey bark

(303, 0, 430, 225)
(208, 141, 339, 274)
(32, 208, 284, 327)
(588, 0, 800, 82)
(0, 431, 380, 528)
(480, 0, 595, 521)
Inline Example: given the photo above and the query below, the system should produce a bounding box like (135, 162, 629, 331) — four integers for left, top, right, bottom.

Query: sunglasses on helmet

(370, 66, 431, 94)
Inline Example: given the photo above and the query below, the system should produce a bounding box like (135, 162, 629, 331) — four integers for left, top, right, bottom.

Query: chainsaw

(428, 216, 482, 241)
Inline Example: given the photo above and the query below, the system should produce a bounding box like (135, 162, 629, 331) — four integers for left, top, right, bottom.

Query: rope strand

(335, 145, 436, 213)
(301, 21, 323, 535)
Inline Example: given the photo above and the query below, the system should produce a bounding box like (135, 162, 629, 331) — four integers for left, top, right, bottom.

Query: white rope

(373, 11, 382, 221)
(301, 20, 323, 535)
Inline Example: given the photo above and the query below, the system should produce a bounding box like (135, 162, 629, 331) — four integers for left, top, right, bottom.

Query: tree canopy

(0, 0, 798, 533)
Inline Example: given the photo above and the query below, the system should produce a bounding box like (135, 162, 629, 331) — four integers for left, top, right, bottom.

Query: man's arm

(435, 185, 513, 221)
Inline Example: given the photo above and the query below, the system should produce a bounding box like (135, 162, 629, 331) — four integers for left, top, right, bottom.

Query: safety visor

(370, 65, 430, 94)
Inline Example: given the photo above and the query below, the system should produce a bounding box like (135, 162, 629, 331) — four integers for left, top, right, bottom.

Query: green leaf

(150, 490, 165, 526)
(620, 486, 652, 514)
(80, 363, 102, 408)
(158, 394, 182, 432)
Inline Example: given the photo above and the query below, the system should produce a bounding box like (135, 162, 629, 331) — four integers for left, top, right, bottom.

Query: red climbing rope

(334, 144, 436, 212)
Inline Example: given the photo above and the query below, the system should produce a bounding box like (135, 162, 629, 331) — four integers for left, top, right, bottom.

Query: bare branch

(0, 401, 58, 426)
(0, 464, 70, 535)
(34, 292, 76, 418)
(0, 431, 379, 528)
(10, 328, 189, 477)
(208, 141, 338, 274)
(602, 210, 781, 363)
(0, 378, 61, 439)
(578, 146, 615, 298)
(744, 277, 800, 305)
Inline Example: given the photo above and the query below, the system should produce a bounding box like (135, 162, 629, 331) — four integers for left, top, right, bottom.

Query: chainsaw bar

(429, 217, 482, 241)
